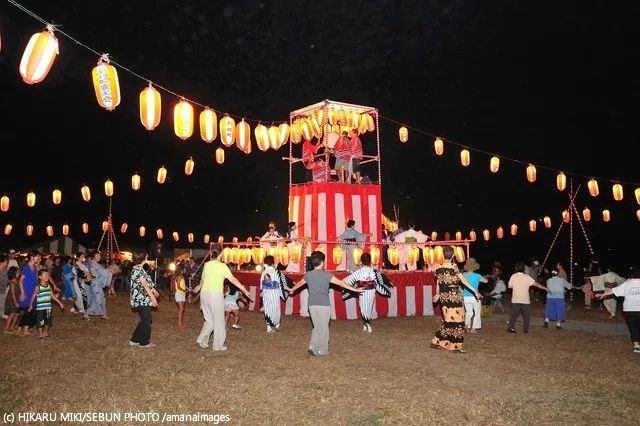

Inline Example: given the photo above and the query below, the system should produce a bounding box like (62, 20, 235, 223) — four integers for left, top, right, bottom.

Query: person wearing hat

(7, 250, 19, 269)
(462, 258, 488, 332)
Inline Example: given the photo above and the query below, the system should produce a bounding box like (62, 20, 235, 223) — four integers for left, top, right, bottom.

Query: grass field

(1, 294, 638, 425)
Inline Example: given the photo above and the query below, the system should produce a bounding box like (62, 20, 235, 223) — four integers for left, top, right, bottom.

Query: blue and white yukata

(344, 267, 392, 332)
(85, 260, 113, 317)
(260, 266, 288, 331)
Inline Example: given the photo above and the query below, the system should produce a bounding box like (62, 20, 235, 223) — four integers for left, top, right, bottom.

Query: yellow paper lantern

(588, 179, 599, 197)
(496, 226, 504, 239)
(289, 122, 302, 144)
(204, 234, 210, 244)
(102, 221, 108, 231)
(526, 164, 537, 183)
(26, 224, 34, 236)
(131, 173, 141, 191)
(199, 108, 218, 142)
(172, 232, 179, 242)
(301, 120, 312, 141)
(543, 216, 552, 228)
(157, 166, 167, 184)
(218, 236, 224, 244)
(268, 125, 281, 150)
(635, 188, 640, 205)
(454, 246, 466, 263)
(556, 172, 566, 191)
(431, 231, 438, 241)
(562, 210, 570, 223)
(252, 247, 265, 265)
(46, 225, 54, 237)
(332, 246, 343, 265)
(434, 246, 445, 264)
(434, 137, 444, 156)
(27, 192, 36, 207)
(156, 228, 163, 239)
(219, 115, 236, 147)
(213, 147, 225, 165)
(279, 123, 290, 147)
(19, 28, 59, 85)
(423, 247, 435, 264)
(221, 247, 231, 264)
(399, 126, 408, 143)
(408, 246, 420, 265)
(92, 56, 120, 111)
(510, 224, 518, 236)
(231, 247, 241, 263)
(353, 247, 364, 266)
(612, 184, 623, 201)
(62, 224, 69, 236)
(4, 224, 12, 235)
(188, 232, 194, 243)
(583, 208, 591, 222)
(139, 84, 161, 130)
(104, 179, 114, 197)
(370, 246, 381, 265)
(174, 100, 194, 140)
(82, 223, 89, 234)
(139, 226, 146, 237)
(637, 210, 640, 221)
(310, 116, 322, 139)
(289, 243, 302, 264)
(490, 156, 500, 173)
(0, 196, 9, 212)
(52, 189, 62, 205)
(602, 209, 611, 222)
(460, 149, 470, 167)
(185, 157, 195, 176)
(455, 231, 462, 241)
(81, 185, 91, 202)
(279, 246, 290, 265)
(365, 113, 375, 132)
(469, 230, 477, 241)
(255, 123, 269, 151)
(529, 220, 537, 232)
(387, 246, 399, 266)
(482, 229, 490, 241)
(235, 119, 251, 153)
(120, 223, 128, 234)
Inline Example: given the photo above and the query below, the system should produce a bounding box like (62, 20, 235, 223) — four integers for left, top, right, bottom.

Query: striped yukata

(344, 266, 378, 331)
(261, 266, 282, 331)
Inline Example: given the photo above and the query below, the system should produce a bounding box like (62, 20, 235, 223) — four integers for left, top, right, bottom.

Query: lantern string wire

(6, 0, 282, 124)
(378, 113, 640, 186)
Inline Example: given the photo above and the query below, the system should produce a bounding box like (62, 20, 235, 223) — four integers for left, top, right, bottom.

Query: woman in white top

(597, 267, 640, 353)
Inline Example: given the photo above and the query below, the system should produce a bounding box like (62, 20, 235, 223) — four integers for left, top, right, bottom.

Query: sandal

(453, 349, 467, 353)
(429, 343, 442, 350)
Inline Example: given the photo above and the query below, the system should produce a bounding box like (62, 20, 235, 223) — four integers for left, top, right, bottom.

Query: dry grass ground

(1, 294, 638, 425)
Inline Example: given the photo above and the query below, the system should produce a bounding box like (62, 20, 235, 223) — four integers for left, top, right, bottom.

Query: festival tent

(27, 236, 87, 256)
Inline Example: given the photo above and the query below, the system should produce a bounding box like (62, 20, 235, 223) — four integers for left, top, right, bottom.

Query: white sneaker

(275, 324, 280, 330)
(213, 346, 228, 352)
(128, 341, 139, 347)
(367, 324, 373, 333)
(197, 342, 209, 349)
(140, 343, 156, 348)
(362, 325, 368, 332)
(232, 324, 242, 330)
(267, 325, 275, 333)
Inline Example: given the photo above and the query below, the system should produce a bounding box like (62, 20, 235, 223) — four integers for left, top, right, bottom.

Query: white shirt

(612, 278, 640, 312)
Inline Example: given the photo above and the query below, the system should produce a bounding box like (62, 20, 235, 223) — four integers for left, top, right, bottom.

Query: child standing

(224, 285, 242, 330)
(173, 264, 187, 328)
(29, 269, 64, 338)
(261, 255, 283, 332)
(3, 267, 21, 333)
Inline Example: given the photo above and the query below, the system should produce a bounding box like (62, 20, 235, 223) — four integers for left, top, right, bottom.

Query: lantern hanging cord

(6, 0, 282, 125)
(378, 113, 640, 186)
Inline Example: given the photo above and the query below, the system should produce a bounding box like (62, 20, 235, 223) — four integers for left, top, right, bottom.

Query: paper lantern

(455, 231, 462, 241)
(4, 224, 12, 235)
(289, 243, 302, 264)
(365, 113, 375, 132)
(131, 174, 141, 191)
(0, 196, 9, 212)
(174, 100, 194, 140)
(82, 223, 89, 234)
(635, 188, 640, 205)
(104, 179, 114, 197)
(431, 231, 438, 241)
(301, 120, 313, 141)
(219, 115, 236, 147)
(279, 246, 290, 265)
(46, 225, 53, 237)
(235, 119, 251, 153)
(407, 247, 420, 265)
(460, 149, 470, 167)
(199, 108, 217, 142)
(370, 246, 381, 265)
(434, 246, 444, 264)
(556, 172, 566, 191)
(423, 247, 435, 264)
(218, 236, 224, 244)
(387, 246, 399, 266)
(81, 185, 91, 202)
(120, 223, 128, 233)
(26, 224, 34, 236)
(510, 224, 518, 236)
(102, 221, 108, 231)
(173, 232, 179, 242)
(351, 246, 363, 266)
(221, 247, 232, 264)
(62, 224, 69, 236)
(588, 179, 599, 197)
(434, 137, 444, 156)
(637, 210, 640, 221)
(188, 232, 194, 243)
(332, 246, 343, 265)
(215, 148, 225, 165)
(231, 247, 241, 263)
(496, 226, 504, 239)
(19, 28, 59, 84)
(482, 229, 490, 241)
(52, 189, 62, 205)
(602, 209, 610, 222)
(252, 247, 265, 265)
(254, 123, 269, 151)
(562, 210, 570, 223)
(139, 226, 146, 237)
(490, 156, 500, 173)
(204, 234, 210, 244)
(289, 122, 302, 144)
(27, 192, 36, 207)
(92, 56, 120, 111)
(267, 125, 280, 150)
(399, 126, 408, 143)
(469, 230, 477, 241)
(612, 184, 623, 201)
(454, 246, 466, 263)
(309, 116, 322, 139)
(543, 216, 552, 228)
(278, 123, 290, 146)
(583, 208, 591, 222)
(526, 164, 537, 183)
(529, 220, 537, 232)
(139, 84, 161, 130)
(328, 108, 337, 125)
(185, 157, 195, 176)
(157, 166, 167, 184)
(156, 228, 163, 239)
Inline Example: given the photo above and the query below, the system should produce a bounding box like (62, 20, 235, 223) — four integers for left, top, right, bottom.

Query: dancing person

(349, 128, 363, 183)
(287, 250, 363, 356)
(224, 285, 242, 330)
(85, 251, 113, 320)
(3, 267, 21, 333)
(507, 262, 549, 333)
(129, 250, 159, 348)
(589, 266, 626, 318)
(61, 256, 75, 301)
(462, 258, 488, 333)
(173, 263, 187, 328)
(71, 254, 89, 319)
(192, 244, 251, 351)
(29, 269, 64, 339)
(339, 219, 368, 272)
(333, 131, 352, 183)
(431, 247, 481, 353)
(596, 268, 640, 353)
(543, 269, 573, 329)
(343, 252, 380, 333)
(261, 255, 283, 332)
(17, 251, 41, 337)
(302, 138, 323, 182)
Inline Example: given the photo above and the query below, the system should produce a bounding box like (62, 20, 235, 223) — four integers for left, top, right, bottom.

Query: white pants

(464, 297, 481, 329)
(603, 297, 617, 316)
(197, 292, 226, 350)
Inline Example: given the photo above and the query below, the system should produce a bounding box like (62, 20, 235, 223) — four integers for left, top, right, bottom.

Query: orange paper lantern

(157, 166, 167, 184)
(583, 208, 591, 222)
(236, 119, 251, 153)
(454, 246, 466, 263)
(131, 174, 141, 191)
(490, 156, 500, 173)
(4, 224, 12, 235)
(204, 234, 210, 244)
(399, 126, 408, 143)
(82, 223, 89, 234)
(52, 189, 62, 205)
(104, 179, 114, 197)
(529, 220, 537, 232)
(562, 210, 570, 223)
(26, 224, 34, 236)
(556, 172, 566, 191)
(543, 216, 552, 228)
(102, 221, 108, 231)
(173, 231, 179, 242)
(434, 137, 444, 156)
(483, 229, 490, 241)
(0, 196, 9, 212)
(62, 224, 69, 236)
(81, 185, 91, 202)
(612, 184, 623, 201)
(635, 188, 640, 205)
(387, 246, 399, 266)
(431, 231, 438, 241)
(469, 230, 477, 241)
(219, 115, 236, 147)
(215, 148, 225, 165)
(370, 246, 381, 265)
(120, 223, 128, 234)
(92, 56, 121, 111)
(588, 179, 599, 197)
(332, 246, 343, 265)
(496, 226, 504, 239)
(188, 232, 194, 243)
(602, 209, 610, 222)
(510, 224, 518, 236)
(27, 192, 36, 207)
(46, 225, 53, 237)
(199, 108, 218, 142)
(460, 149, 470, 167)
(139, 226, 146, 237)
(156, 228, 163, 239)
(185, 157, 195, 176)
(139, 84, 161, 130)
(174, 100, 194, 140)
(526, 164, 537, 183)
(19, 28, 59, 84)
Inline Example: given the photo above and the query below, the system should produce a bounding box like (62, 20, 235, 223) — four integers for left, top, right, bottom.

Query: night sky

(1, 1, 639, 271)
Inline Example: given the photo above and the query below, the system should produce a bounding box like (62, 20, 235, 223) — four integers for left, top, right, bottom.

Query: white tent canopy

(27, 236, 87, 256)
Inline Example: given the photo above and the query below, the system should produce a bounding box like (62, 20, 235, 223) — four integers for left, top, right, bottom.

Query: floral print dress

(431, 264, 465, 351)
(129, 265, 155, 308)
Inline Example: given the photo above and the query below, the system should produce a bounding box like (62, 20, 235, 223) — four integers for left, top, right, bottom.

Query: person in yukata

(85, 251, 113, 319)
(339, 220, 368, 272)
(393, 223, 429, 271)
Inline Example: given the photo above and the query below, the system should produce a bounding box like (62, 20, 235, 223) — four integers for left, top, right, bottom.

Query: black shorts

(352, 158, 361, 172)
(18, 308, 36, 327)
(36, 309, 53, 327)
